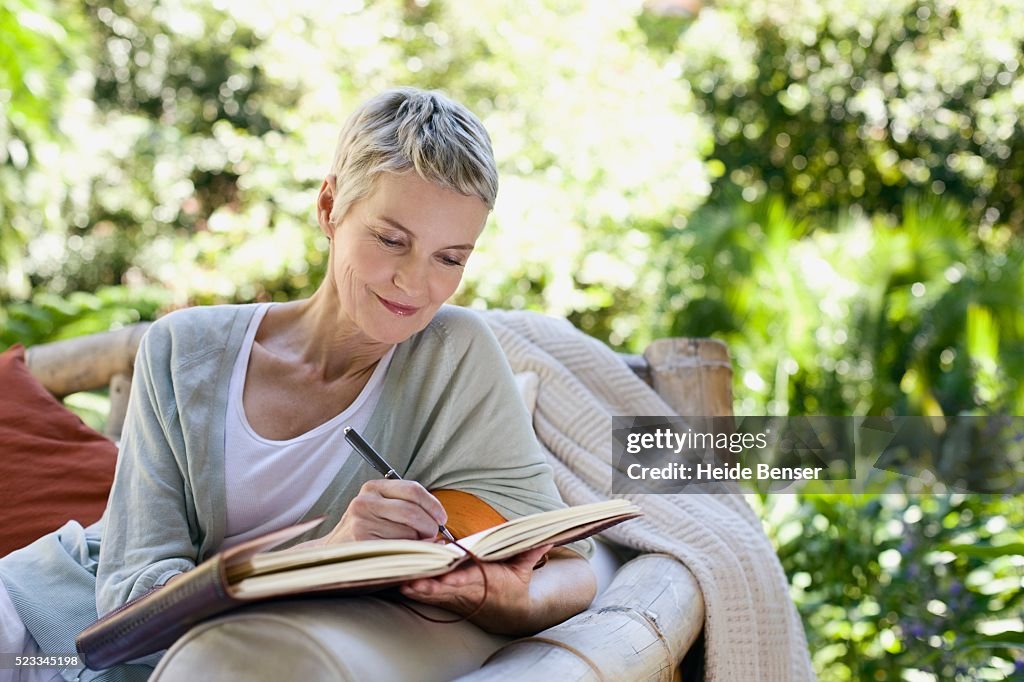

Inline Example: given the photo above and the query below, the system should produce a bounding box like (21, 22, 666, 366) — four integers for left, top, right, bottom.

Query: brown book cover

(75, 500, 642, 670)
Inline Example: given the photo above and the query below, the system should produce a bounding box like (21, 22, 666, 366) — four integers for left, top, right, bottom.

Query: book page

(457, 499, 640, 559)
(229, 539, 463, 581)
(232, 552, 459, 599)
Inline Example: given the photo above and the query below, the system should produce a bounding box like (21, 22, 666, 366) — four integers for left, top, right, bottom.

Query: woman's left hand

(398, 544, 551, 633)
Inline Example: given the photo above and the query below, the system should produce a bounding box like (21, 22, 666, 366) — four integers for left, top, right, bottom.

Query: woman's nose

(392, 257, 427, 298)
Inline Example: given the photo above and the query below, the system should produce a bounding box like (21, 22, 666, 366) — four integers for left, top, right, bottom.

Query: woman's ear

(317, 175, 337, 238)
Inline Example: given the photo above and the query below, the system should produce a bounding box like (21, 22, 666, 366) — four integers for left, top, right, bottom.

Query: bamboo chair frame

(25, 323, 733, 681)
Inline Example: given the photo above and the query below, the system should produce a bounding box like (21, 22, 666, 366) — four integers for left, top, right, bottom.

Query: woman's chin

(363, 312, 432, 345)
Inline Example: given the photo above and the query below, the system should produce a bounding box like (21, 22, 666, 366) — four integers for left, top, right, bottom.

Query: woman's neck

(256, 288, 393, 383)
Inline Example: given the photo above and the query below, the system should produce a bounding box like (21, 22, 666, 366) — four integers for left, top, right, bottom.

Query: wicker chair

(25, 323, 733, 681)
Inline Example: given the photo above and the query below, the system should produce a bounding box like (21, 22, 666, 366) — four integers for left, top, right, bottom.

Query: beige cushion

(150, 596, 512, 682)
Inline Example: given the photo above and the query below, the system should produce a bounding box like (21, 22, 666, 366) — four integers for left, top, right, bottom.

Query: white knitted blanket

(483, 310, 816, 682)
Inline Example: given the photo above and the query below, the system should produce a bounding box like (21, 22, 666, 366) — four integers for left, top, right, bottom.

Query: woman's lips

(376, 294, 420, 317)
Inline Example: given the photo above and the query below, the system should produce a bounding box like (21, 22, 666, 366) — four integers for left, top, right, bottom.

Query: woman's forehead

(359, 172, 489, 241)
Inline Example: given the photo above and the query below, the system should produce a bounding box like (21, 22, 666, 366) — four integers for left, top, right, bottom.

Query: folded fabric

(481, 310, 817, 682)
(0, 345, 117, 556)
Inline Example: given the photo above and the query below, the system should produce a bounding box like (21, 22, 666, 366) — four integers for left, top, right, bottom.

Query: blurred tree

(661, 0, 1024, 229)
(0, 0, 87, 301)
(656, 192, 1024, 416)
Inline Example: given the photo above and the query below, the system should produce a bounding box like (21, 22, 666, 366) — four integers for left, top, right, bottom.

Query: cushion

(0, 344, 117, 556)
(150, 596, 511, 682)
(431, 489, 507, 539)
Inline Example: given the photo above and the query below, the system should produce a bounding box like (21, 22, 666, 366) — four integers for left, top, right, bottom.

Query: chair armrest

(24, 323, 150, 397)
(25, 323, 150, 439)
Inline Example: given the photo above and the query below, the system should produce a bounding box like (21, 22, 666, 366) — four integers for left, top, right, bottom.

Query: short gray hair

(327, 87, 498, 225)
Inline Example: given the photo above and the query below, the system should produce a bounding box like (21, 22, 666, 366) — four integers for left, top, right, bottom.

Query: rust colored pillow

(0, 344, 117, 556)
(431, 489, 508, 540)
(432, 489, 551, 568)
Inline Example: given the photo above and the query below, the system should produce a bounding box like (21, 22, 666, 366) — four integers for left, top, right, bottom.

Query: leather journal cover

(75, 518, 325, 670)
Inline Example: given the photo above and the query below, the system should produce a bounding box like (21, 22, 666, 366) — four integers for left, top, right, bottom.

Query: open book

(76, 499, 642, 670)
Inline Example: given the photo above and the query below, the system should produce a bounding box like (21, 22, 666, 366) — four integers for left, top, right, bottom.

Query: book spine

(76, 558, 235, 670)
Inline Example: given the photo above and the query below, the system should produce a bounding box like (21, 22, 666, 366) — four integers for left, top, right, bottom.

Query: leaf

(959, 631, 1024, 649)
(937, 543, 1024, 559)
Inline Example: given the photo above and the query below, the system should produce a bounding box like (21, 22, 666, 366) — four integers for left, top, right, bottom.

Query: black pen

(343, 426, 457, 543)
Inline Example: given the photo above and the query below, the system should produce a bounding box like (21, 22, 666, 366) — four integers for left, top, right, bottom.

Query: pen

(343, 426, 457, 543)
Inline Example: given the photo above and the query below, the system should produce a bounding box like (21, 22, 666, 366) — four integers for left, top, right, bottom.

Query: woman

(0, 88, 596, 682)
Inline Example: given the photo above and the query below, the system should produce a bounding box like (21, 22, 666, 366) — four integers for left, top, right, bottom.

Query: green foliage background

(2, 0, 1022, 679)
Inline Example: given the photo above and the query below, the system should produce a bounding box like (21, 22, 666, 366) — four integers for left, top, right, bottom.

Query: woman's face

(319, 171, 489, 345)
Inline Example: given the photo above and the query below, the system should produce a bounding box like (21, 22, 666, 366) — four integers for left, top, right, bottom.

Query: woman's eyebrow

(378, 215, 475, 251)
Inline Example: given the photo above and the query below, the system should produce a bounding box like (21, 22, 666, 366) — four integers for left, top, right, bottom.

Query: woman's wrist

(472, 553, 595, 636)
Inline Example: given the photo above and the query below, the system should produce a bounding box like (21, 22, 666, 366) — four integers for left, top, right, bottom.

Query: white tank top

(222, 303, 395, 549)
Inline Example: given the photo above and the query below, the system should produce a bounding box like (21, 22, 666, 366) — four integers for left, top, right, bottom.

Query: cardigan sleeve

(403, 309, 595, 559)
(94, 319, 199, 617)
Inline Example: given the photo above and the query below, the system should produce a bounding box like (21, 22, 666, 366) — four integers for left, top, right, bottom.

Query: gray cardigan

(0, 304, 590, 682)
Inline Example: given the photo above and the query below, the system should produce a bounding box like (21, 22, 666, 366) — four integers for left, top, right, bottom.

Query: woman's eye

(376, 234, 402, 248)
(439, 255, 465, 267)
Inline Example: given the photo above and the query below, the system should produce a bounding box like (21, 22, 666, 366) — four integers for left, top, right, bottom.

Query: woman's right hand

(311, 479, 449, 545)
